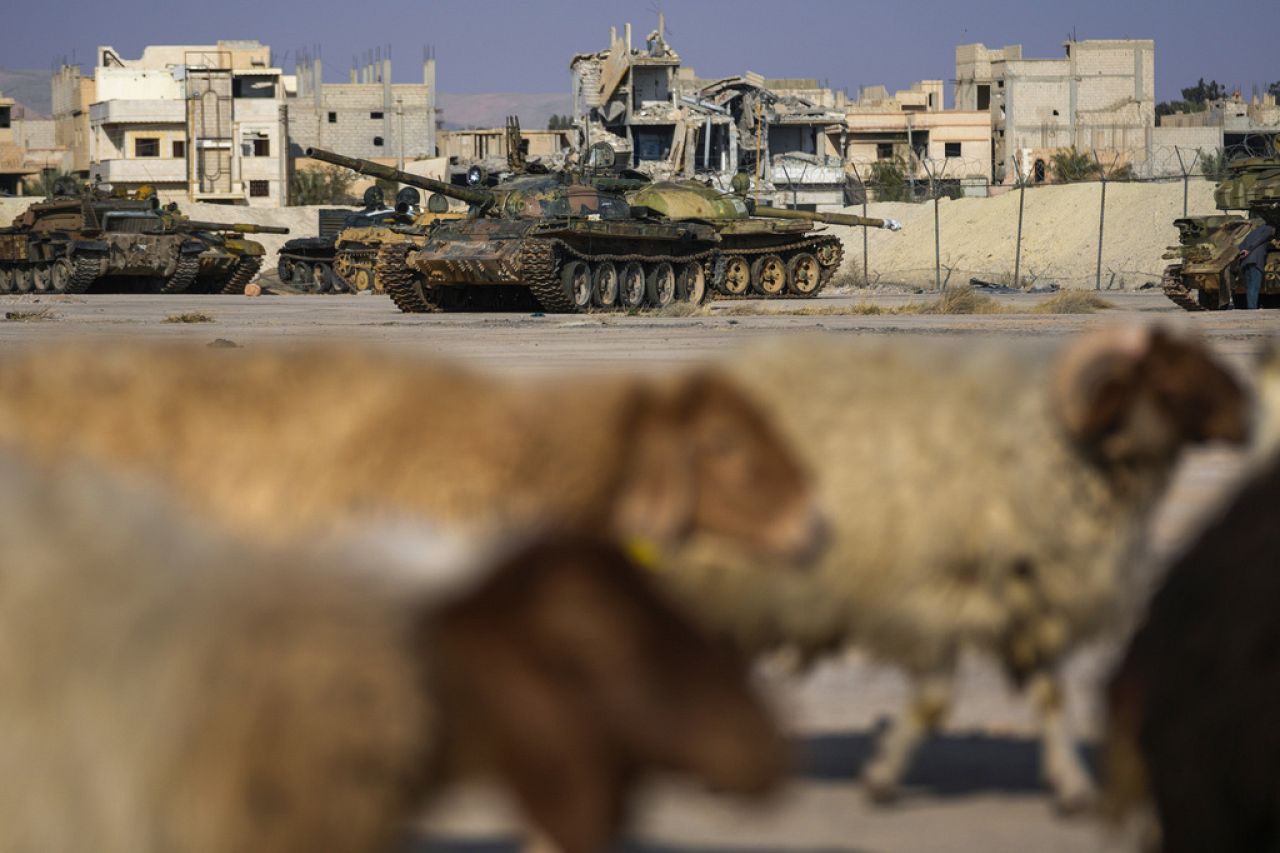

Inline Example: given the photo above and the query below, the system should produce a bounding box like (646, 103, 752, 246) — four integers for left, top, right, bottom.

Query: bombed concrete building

(569, 17, 850, 209)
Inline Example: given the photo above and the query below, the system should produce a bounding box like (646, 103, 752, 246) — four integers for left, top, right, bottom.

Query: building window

(253, 138, 270, 157)
(944, 142, 962, 158)
(134, 137, 160, 158)
(232, 76, 276, 99)
(373, 136, 384, 147)
(328, 112, 337, 123)
(172, 140, 186, 158)
(977, 84, 990, 111)
(876, 143, 894, 160)
(370, 111, 384, 120)
(249, 180, 270, 197)
(0, 107, 10, 129)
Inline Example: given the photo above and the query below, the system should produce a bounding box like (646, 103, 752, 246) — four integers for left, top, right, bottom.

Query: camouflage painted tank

(307, 146, 898, 313)
(0, 180, 204, 295)
(154, 206, 289, 294)
(1162, 157, 1280, 310)
(330, 191, 466, 294)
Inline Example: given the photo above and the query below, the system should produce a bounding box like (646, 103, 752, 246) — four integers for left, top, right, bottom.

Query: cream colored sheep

(0, 454, 785, 853)
(0, 343, 823, 565)
(671, 326, 1249, 811)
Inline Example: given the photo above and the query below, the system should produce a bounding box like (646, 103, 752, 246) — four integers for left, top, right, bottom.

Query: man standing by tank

(1237, 221, 1275, 309)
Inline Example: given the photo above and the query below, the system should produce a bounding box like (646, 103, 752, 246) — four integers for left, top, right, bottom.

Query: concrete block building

(956, 40, 1155, 183)
(287, 52, 437, 165)
(79, 41, 289, 206)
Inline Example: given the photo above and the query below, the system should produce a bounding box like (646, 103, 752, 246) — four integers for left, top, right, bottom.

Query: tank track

(521, 239, 574, 313)
(158, 253, 200, 295)
(1161, 263, 1205, 312)
(65, 255, 105, 295)
(219, 256, 264, 295)
(378, 243, 439, 313)
(712, 235, 846, 299)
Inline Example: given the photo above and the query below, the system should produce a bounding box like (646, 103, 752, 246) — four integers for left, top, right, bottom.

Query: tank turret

(306, 148, 496, 210)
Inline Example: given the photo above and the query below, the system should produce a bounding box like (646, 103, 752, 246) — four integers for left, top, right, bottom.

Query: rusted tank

(276, 187, 413, 293)
(0, 182, 205, 294)
(330, 192, 466, 294)
(157, 211, 290, 294)
(1162, 157, 1280, 310)
(307, 145, 898, 312)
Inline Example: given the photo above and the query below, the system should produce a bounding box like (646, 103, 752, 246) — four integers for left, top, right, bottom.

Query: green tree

(1157, 78, 1230, 119)
(547, 114, 575, 130)
(868, 156, 910, 202)
(289, 165, 357, 206)
(1049, 147, 1101, 183)
(1199, 148, 1232, 181)
(26, 168, 77, 198)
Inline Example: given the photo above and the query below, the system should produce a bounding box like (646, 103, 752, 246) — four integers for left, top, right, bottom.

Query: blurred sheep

(0, 454, 785, 853)
(671, 326, 1249, 811)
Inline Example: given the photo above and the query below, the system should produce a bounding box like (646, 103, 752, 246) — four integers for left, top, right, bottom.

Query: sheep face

(426, 537, 785, 853)
(613, 371, 826, 566)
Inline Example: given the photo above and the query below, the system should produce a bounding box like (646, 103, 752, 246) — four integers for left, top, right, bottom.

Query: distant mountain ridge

(0, 68, 569, 131)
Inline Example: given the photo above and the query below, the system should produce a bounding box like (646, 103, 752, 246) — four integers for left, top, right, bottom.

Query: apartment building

(82, 41, 288, 206)
(956, 40, 1155, 183)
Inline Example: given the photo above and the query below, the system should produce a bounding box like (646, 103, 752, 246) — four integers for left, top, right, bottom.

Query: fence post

(1012, 157, 1026, 289)
(1092, 151, 1118, 291)
(850, 161, 870, 285)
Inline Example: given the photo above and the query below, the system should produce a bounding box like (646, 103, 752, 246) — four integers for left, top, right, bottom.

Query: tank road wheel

(722, 255, 751, 295)
(676, 261, 707, 304)
(0, 267, 13, 294)
(816, 241, 841, 268)
(620, 261, 646, 309)
(645, 262, 677, 309)
(31, 264, 53, 294)
(277, 257, 297, 283)
(787, 253, 823, 297)
(349, 267, 373, 293)
(560, 260, 592, 311)
(48, 258, 73, 294)
(591, 261, 619, 309)
(13, 266, 33, 294)
(310, 263, 332, 294)
(751, 254, 788, 297)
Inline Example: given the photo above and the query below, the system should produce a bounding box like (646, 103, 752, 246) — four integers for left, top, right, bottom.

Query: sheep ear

(1052, 326, 1250, 461)
(611, 382, 697, 547)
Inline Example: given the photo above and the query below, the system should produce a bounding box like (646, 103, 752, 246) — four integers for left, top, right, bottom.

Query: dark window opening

(172, 140, 186, 158)
(876, 143, 894, 160)
(253, 138, 270, 157)
(373, 136, 384, 147)
(328, 112, 337, 123)
(977, 84, 990, 111)
(1052, 109, 1060, 117)
(249, 180, 270, 197)
(944, 142, 962, 158)
(232, 76, 276, 99)
(134, 137, 160, 158)
(370, 111, 384, 120)
(0, 107, 10, 129)
(1034, 159, 1047, 183)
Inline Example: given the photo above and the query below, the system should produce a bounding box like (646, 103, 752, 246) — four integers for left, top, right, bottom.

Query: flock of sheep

(0, 326, 1275, 851)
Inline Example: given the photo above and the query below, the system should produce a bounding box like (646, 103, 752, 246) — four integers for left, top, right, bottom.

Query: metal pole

(1014, 158, 1026, 289)
(850, 161, 869, 285)
(934, 190, 941, 290)
(1094, 151, 1107, 290)
(1175, 147, 1188, 217)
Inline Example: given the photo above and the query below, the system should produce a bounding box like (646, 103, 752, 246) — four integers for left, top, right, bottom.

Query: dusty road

(2, 289, 1276, 852)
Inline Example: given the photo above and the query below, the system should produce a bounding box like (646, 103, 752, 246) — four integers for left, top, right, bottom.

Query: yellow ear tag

(624, 538, 663, 570)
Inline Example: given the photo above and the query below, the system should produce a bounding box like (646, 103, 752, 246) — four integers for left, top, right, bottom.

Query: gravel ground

(0, 288, 1274, 852)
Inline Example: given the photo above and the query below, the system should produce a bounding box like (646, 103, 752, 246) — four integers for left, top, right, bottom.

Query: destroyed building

(569, 17, 851, 209)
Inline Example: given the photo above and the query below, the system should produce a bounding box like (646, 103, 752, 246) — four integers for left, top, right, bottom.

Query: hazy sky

(6, 0, 1276, 103)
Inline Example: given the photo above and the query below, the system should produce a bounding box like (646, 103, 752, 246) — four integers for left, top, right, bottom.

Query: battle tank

(1162, 156, 1280, 310)
(153, 207, 290, 294)
(306, 146, 898, 313)
(329, 191, 466, 294)
(0, 179, 204, 295)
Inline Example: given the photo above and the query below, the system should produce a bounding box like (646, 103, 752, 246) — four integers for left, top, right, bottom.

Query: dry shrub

(1032, 291, 1114, 314)
(4, 308, 57, 322)
(915, 285, 1006, 315)
(164, 312, 214, 324)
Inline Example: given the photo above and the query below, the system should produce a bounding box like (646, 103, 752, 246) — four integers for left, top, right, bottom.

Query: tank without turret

(0, 181, 205, 295)
(153, 206, 290, 294)
(1162, 156, 1280, 310)
(307, 144, 899, 313)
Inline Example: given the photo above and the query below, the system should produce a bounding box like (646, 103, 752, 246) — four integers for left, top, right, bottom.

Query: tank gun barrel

(174, 221, 291, 235)
(753, 205, 901, 230)
(306, 148, 494, 210)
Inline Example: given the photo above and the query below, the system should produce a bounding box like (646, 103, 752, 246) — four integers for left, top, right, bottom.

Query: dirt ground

(1, 288, 1276, 852)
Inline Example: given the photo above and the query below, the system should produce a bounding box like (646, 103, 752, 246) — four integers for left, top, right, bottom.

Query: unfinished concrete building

(288, 50, 437, 165)
(52, 65, 96, 175)
(570, 17, 850, 208)
(956, 40, 1155, 183)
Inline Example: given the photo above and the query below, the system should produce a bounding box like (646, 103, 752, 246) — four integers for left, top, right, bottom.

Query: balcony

(93, 157, 187, 184)
(90, 99, 186, 126)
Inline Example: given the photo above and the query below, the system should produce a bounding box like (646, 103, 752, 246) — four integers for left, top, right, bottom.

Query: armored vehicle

(1162, 156, 1280, 310)
(330, 191, 466, 294)
(0, 180, 204, 295)
(306, 146, 898, 313)
(156, 209, 290, 294)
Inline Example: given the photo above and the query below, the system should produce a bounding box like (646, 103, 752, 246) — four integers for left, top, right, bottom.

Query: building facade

(956, 40, 1155, 183)
(83, 41, 288, 206)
